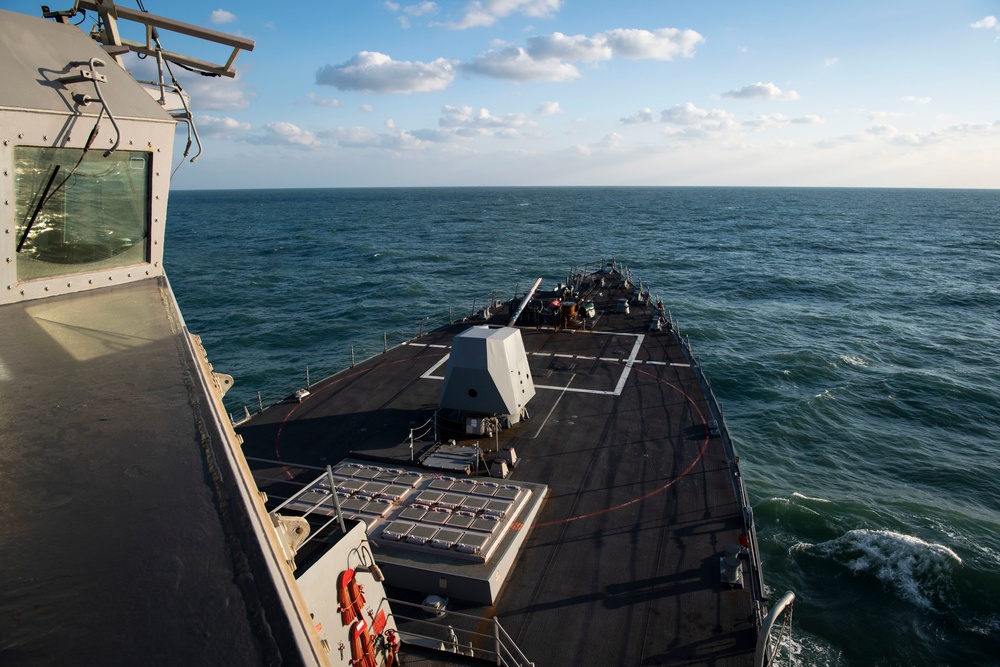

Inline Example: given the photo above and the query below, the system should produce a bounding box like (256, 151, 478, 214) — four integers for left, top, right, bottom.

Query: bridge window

(14, 146, 150, 281)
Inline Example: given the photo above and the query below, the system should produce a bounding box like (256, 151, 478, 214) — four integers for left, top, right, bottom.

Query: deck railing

(669, 314, 770, 627)
(384, 598, 534, 667)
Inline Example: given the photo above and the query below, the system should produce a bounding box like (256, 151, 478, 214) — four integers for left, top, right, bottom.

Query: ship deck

(238, 273, 760, 666)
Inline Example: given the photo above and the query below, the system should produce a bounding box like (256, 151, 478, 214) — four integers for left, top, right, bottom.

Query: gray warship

(0, 3, 793, 666)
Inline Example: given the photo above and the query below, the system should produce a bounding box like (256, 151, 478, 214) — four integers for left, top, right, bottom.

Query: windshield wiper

(16, 165, 61, 253)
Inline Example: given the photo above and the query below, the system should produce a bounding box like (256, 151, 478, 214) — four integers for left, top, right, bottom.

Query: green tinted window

(14, 146, 150, 281)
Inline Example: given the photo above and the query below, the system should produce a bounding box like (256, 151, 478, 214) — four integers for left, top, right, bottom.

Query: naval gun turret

(438, 326, 535, 433)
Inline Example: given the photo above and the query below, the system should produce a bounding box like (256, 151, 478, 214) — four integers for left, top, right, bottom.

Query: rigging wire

(132, 0, 206, 172)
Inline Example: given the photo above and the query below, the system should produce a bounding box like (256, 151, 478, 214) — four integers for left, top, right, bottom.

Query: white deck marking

(421, 353, 451, 380)
(532, 383, 616, 395)
(526, 374, 576, 439)
(612, 334, 645, 396)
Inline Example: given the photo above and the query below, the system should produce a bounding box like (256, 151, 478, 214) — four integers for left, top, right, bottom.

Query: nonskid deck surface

(239, 280, 757, 666)
(0, 279, 300, 666)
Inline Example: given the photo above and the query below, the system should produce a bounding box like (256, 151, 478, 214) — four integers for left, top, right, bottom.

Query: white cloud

(306, 92, 344, 108)
(316, 102, 548, 150)
(876, 121, 1000, 148)
(331, 126, 382, 148)
(824, 57, 839, 66)
(443, 0, 562, 30)
(466, 27, 703, 83)
(316, 52, 456, 93)
(661, 102, 735, 132)
(197, 114, 251, 137)
(620, 108, 655, 125)
(462, 46, 580, 82)
(526, 28, 704, 61)
(185, 75, 253, 111)
(325, 126, 429, 150)
(598, 132, 623, 150)
(890, 132, 928, 146)
(743, 113, 789, 130)
(527, 32, 613, 61)
(387, 1, 438, 28)
(900, 95, 932, 105)
(870, 110, 904, 121)
(971, 16, 998, 30)
(816, 121, 959, 150)
(869, 124, 895, 136)
(256, 122, 322, 148)
(791, 114, 825, 125)
(577, 132, 623, 155)
(536, 101, 563, 115)
(210, 9, 237, 24)
(409, 127, 457, 142)
(439, 105, 536, 138)
(403, 2, 438, 16)
(360, 104, 375, 112)
(600, 28, 704, 60)
(722, 81, 800, 101)
(380, 131, 427, 150)
(815, 133, 866, 149)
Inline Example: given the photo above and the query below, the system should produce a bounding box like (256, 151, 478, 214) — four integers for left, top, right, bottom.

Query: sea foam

(796, 528, 961, 610)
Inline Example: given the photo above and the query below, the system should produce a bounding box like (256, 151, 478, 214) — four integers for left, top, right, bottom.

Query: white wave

(790, 492, 832, 503)
(969, 613, 1000, 636)
(768, 493, 830, 518)
(934, 522, 1000, 567)
(800, 528, 962, 610)
(776, 631, 844, 667)
(789, 541, 814, 555)
(840, 354, 870, 367)
(812, 388, 837, 401)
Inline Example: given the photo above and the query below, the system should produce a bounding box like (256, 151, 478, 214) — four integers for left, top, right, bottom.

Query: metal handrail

(754, 591, 795, 667)
(672, 317, 770, 625)
(384, 598, 534, 667)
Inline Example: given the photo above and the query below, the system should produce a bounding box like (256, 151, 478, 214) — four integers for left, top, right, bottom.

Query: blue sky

(7, 1, 1000, 188)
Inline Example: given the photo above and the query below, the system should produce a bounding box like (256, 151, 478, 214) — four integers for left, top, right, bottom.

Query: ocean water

(164, 187, 1000, 667)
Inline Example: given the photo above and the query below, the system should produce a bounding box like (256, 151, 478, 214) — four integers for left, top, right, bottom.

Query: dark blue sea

(164, 187, 1000, 667)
